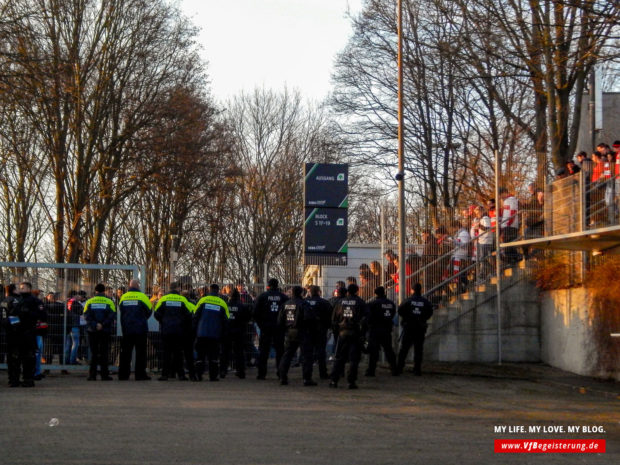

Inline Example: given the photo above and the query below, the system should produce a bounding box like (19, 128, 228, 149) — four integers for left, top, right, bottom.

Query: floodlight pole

(494, 149, 502, 365)
(397, 0, 406, 305)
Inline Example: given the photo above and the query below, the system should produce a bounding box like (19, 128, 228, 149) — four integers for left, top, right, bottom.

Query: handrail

(382, 217, 508, 293)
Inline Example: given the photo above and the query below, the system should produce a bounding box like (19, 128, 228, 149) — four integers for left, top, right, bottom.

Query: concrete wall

(425, 273, 541, 363)
(424, 270, 620, 381)
(541, 288, 620, 381)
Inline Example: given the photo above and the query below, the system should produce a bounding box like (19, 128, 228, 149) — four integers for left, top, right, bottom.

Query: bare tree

(215, 88, 342, 285)
(2, 0, 207, 264)
(331, 0, 491, 227)
(449, 0, 620, 172)
(109, 85, 233, 288)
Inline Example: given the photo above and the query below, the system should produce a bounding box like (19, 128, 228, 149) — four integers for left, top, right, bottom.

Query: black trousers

(183, 335, 196, 378)
(87, 331, 110, 378)
(119, 334, 148, 380)
(162, 334, 185, 378)
(257, 326, 284, 378)
(330, 333, 362, 385)
(222, 331, 246, 376)
(397, 326, 427, 373)
(195, 337, 220, 380)
(367, 330, 397, 375)
(279, 332, 315, 382)
(314, 329, 329, 378)
(7, 333, 36, 384)
(501, 226, 519, 262)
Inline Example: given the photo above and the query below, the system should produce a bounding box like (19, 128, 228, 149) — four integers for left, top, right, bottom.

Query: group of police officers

(1, 277, 434, 389)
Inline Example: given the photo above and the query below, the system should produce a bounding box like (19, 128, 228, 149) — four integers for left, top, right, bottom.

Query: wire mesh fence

(0, 263, 146, 372)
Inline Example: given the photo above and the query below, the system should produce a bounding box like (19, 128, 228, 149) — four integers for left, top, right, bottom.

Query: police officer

(253, 278, 288, 380)
(329, 283, 368, 389)
(2, 282, 44, 387)
(397, 282, 434, 376)
(83, 283, 116, 381)
(118, 279, 153, 381)
(193, 284, 229, 381)
(278, 286, 316, 386)
(224, 288, 252, 379)
(365, 286, 397, 377)
(306, 285, 332, 380)
(155, 281, 195, 381)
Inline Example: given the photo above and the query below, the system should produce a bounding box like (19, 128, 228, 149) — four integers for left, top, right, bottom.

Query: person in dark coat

(2, 282, 45, 387)
(278, 286, 316, 386)
(154, 281, 195, 381)
(118, 280, 153, 381)
(397, 283, 434, 376)
(193, 284, 229, 381)
(365, 286, 397, 377)
(223, 288, 252, 379)
(43, 292, 65, 368)
(329, 284, 368, 390)
(83, 283, 116, 381)
(306, 285, 333, 380)
(253, 278, 288, 380)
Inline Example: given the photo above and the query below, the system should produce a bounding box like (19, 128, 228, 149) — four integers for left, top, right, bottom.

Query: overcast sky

(180, 0, 364, 102)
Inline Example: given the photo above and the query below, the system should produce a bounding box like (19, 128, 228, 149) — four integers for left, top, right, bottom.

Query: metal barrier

(0, 262, 143, 372)
(546, 171, 620, 235)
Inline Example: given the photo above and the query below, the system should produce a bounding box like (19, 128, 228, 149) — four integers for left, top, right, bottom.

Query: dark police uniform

(397, 293, 434, 375)
(305, 294, 332, 379)
(366, 295, 397, 376)
(155, 292, 195, 380)
(223, 296, 252, 378)
(83, 293, 116, 380)
(330, 294, 368, 388)
(193, 293, 228, 381)
(253, 288, 288, 379)
(277, 296, 313, 385)
(118, 288, 153, 380)
(2, 291, 44, 387)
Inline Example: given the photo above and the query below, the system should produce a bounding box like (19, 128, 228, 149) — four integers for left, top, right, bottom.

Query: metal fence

(0, 262, 148, 372)
(546, 170, 620, 234)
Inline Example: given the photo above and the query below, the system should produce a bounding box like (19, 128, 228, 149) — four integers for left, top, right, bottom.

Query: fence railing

(546, 170, 620, 235)
(0, 262, 144, 372)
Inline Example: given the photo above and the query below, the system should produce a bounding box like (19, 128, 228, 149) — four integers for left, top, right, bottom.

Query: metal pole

(589, 71, 596, 152)
(397, 0, 406, 305)
(138, 265, 146, 291)
(494, 149, 502, 365)
(62, 269, 68, 368)
(380, 204, 385, 286)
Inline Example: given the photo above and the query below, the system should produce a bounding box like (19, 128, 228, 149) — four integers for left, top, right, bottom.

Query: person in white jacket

(451, 220, 471, 293)
(473, 205, 494, 281)
(499, 187, 520, 263)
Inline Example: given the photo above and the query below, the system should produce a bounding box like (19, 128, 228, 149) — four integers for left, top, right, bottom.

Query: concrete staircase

(425, 260, 541, 363)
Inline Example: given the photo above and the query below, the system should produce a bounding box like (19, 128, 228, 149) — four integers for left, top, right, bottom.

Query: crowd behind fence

(4, 143, 620, 374)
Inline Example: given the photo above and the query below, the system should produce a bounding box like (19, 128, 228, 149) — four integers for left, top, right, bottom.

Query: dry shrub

(533, 251, 580, 290)
(584, 258, 620, 377)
